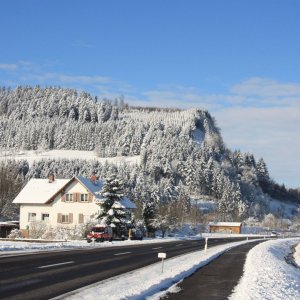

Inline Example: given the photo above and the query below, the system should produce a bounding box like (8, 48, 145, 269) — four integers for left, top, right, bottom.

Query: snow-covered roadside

(0, 234, 267, 255)
(0, 237, 197, 256)
(55, 239, 261, 300)
(294, 243, 300, 266)
(230, 238, 300, 300)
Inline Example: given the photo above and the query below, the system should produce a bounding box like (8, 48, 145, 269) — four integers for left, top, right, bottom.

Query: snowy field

(0, 149, 140, 166)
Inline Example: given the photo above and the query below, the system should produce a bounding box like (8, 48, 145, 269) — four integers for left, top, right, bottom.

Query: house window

(80, 193, 88, 202)
(28, 212, 36, 222)
(65, 193, 73, 202)
(57, 213, 73, 224)
(42, 213, 49, 221)
(61, 214, 69, 223)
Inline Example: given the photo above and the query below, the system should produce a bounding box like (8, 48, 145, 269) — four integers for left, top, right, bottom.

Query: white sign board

(158, 252, 166, 259)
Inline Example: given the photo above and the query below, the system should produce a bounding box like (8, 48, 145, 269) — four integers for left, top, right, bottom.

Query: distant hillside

(0, 86, 299, 223)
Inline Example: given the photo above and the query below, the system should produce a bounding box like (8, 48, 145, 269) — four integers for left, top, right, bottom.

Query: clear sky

(0, 0, 299, 187)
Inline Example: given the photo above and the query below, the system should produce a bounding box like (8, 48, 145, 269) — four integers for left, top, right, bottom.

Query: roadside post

(158, 252, 167, 273)
(204, 237, 208, 251)
(92, 237, 95, 246)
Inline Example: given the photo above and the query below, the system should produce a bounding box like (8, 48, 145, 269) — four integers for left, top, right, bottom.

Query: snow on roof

(96, 196, 136, 209)
(13, 178, 70, 204)
(113, 197, 137, 209)
(76, 175, 104, 198)
(208, 222, 242, 227)
(0, 222, 18, 226)
(13, 176, 135, 207)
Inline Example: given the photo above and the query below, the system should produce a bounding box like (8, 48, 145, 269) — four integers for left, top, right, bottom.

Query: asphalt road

(162, 240, 264, 300)
(0, 237, 254, 300)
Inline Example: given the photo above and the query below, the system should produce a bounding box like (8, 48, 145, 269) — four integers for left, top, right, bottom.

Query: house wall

(19, 180, 100, 232)
(209, 225, 241, 234)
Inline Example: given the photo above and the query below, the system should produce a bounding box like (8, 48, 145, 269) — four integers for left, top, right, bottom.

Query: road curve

(0, 238, 253, 300)
(162, 240, 264, 300)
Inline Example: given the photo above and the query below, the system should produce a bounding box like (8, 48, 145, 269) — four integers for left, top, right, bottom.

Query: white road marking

(113, 251, 132, 256)
(152, 246, 163, 250)
(175, 244, 183, 247)
(38, 261, 74, 269)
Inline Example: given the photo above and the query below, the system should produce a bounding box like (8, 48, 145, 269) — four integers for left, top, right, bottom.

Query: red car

(87, 225, 113, 242)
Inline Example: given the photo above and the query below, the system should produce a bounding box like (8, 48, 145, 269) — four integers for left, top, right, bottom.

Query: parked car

(129, 228, 144, 240)
(87, 225, 113, 242)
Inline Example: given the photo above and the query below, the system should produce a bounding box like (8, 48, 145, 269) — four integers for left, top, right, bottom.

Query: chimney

(90, 174, 97, 184)
(48, 174, 55, 183)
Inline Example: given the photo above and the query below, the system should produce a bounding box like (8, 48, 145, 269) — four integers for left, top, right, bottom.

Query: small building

(0, 222, 19, 238)
(208, 222, 242, 234)
(13, 175, 136, 237)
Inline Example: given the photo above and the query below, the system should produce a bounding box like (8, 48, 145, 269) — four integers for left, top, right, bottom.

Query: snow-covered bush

(262, 213, 277, 229)
(54, 225, 86, 240)
(7, 228, 23, 239)
(41, 227, 57, 240)
(168, 223, 205, 237)
(29, 221, 48, 239)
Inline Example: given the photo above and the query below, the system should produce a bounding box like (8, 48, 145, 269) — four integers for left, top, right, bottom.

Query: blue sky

(1, 1, 300, 187)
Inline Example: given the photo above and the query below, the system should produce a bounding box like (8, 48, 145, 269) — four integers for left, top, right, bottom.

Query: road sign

(158, 252, 166, 273)
(158, 252, 166, 259)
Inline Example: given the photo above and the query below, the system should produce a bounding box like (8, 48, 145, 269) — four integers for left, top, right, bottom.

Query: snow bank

(230, 238, 300, 300)
(294, 243, 300, 267)
(59, 239, 260, 300)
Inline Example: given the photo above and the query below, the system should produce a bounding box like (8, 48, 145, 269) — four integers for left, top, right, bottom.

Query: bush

(29, 221, 47, 239)
(7, 228, 23, 239)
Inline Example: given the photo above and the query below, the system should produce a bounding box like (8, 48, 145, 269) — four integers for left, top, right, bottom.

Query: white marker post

(204, 237, 208, 252)
(158, 252, 166, 273)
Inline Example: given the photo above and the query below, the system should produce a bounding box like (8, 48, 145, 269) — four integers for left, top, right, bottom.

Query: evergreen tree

(256, 158, 269, 181)
(97, 175, 132, 236)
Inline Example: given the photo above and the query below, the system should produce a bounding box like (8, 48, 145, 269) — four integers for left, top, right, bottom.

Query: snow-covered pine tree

(142, 198, 156, 236)
(256, 158, 269, 182)
(97, 175, 132, 237)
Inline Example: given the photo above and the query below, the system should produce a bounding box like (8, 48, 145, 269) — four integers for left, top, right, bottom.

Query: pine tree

(97, 175, 132, 237)
(256, 158, 269, 181)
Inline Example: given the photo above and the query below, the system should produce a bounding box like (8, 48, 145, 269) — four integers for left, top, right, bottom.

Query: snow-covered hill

(0, 86, 298, 223)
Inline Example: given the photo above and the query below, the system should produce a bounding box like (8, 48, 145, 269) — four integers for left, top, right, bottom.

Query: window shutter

(88, 193, 93, 202)
(78, 213, 84, 224)
(69, 213, 73, 224)
(57, 213, 62, 223)
(76, 193, 81, 202)
(61, 194, 65, 202)
(73, 193, 77, 202)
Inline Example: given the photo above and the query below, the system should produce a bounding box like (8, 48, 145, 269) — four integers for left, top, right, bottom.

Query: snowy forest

(0, 86, 299, 232)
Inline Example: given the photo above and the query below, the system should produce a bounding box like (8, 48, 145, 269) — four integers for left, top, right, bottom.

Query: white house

(13, 175, 136, 237)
